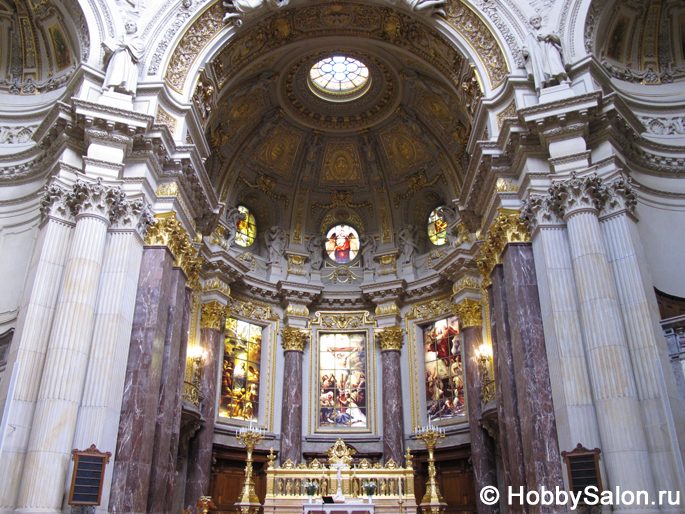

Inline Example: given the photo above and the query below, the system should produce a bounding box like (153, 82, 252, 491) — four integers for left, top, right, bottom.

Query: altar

(302, 502, 374, 514)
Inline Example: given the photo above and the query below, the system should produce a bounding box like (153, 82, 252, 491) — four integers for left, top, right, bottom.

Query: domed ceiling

(202, 3, 481, 249)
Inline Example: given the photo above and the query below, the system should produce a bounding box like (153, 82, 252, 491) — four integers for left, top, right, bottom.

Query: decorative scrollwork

(309, 311, 375, 329)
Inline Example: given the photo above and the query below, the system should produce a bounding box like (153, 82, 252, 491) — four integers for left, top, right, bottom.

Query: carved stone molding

(200, 300, 225, 330)
(40, 183, 72, 222)
(453, 298, 482, 328)
(375, 326, 404, 351)
(548, 172, 606, 220)
(475, 209, 530, 278)
(65, 178, 128, 225)
(112, 199, 155, 237)
(227, 298, 278, 321)
(600, 177, 638, 220)
(144, 211, 203, 289)
(520, 194, 564, 235)
(281, 326, 310, 352)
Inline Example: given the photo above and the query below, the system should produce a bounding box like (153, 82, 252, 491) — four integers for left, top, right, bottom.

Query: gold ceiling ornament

(281, 326, 310, 352)
(287, 254, 307, 276)
(253, 125, 302, 178)
(202, 277, 231, 297)
(495, 178, 519, 193)
(406, 296, 453, 320)
(144, 212, 203, 289)
(320, 141, 363, 187)
(443, 0, 508, 87)
(156, 106, 177, 134)
(475, 209, 530, 278)
(200, 300, 226, 330)
(309, 311, 375, 329)
(453, 298, 482, 328)
(285, 303, 309, 317)
(311, 191, 373, 216)
(228, 297, 278, 321)
(496, 100, 517, 130)
(375, 326, 405, 351)
(237, 173, 289, 208)
(374, 302, 399, 316)
(393, 170, 446, 208)
(156, 181, 179, 197)
(379, 122, 430, 175)
(319, 212, 364, 234)
(377, 253, 397, 277)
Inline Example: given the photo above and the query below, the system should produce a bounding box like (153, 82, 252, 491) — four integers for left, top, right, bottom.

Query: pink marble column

(184, 306, 222, 512)
(147, 268, 188, 514)
(501, 243, 564, 513)
(279, 349, 304, 464)
(380, 350, 404, 465)
(462, 323, 499, 514)
(109, 246, 176, 514)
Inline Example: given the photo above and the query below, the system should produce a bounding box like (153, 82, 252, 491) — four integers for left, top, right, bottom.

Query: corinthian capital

(520, 194, 564, 234)
(548, 173, 607, 220)
(454, 298, 482, 328)
(40, 183, 72, 221)
(600, 176, 638, 220)
(375, 326, 404, 351)
(111, 198, 154, 236)
(65, 178, 128, 224)
(281, 326, 309, 352)
(200, 301, 225, 330)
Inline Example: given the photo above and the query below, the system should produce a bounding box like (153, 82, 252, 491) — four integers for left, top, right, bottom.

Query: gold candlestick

(416, 424, 447, 514)
(235, 426, 265, 514)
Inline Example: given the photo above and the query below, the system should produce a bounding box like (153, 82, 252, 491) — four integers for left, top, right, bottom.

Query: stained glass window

(427, 207, 448, 246)
(235, 205, 256, 247)
(319, 332, 367, 428)
(422, 316, 466, 422)
(325, 225, 359, 264)
(219, 318, 262, 421)
(310, 56, 369, 93)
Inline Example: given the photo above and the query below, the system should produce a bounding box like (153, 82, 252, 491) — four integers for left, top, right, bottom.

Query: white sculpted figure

(224, 207, 246, 248)
(306, 234, 325, 271)
(523, 15, 569, 92)
(223, 0, 289, 26)
(385, 0, 446, 17)
(265, 226, 287, 264)
(360, 234, 376, 270)
(102, 21, 144, 95)
(398, 225, 420, 264)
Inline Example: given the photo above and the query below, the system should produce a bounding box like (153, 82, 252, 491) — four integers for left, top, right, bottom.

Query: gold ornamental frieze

(200, 300, 226, 330)
(320, 140, 363, 187)
(228, 298, 279, 321)
(375, 326, 405, 351)
(406, 296, 453, 321)
(453, 298, 482, 328)
(309, 310, 375, 329)
(475, 208, 530, 279)
(253, 125, 303, 178)
(281, 326, 310, 352)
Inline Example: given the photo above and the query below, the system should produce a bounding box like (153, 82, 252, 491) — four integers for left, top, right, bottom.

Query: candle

(398, 477, 402, 499)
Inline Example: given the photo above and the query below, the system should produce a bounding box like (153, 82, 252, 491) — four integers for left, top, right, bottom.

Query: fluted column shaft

(279, 326, 309, 465)
(16, 213, 110, 513)
(462, 324, 499, 514)
(0, 215, 73, 514)
(109, 246, 176, 514)
(489, 265, 526, 514)
(70, 228, 145, 514)
(601, 197, 685, 497)
(502, 243, 565, 513)
(184, 303, 223, 512)
(564, 206, 658, 508)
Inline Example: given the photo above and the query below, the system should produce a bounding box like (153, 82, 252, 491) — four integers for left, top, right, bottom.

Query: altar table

(302, 502, 374, 514)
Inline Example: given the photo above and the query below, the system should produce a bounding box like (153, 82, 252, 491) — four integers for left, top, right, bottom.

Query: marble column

(148, 267, 189, 514)
(489, 265, 526, 514)
(164, 286, 193, 514)
(375, 326, 405, 465)
(70, 202, 150, 514)
(109, 245, 176, 514)
(520, 196, 603, 466)
(184, 301, 224, 512)
(279, 326, 309, 465)
(550, 173, 658, 511)
(599, 177, 685, 497)
(501, 242, 565, 511)
(456, 300, 499, 514)
(0, 184, 74, 514)
(15, 179, 124, 514)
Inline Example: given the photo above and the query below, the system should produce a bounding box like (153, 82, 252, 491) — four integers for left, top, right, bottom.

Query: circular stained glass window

(427, 207, 448, 246)
(309, 56, 371, 101)
(325, 225, 360, 263)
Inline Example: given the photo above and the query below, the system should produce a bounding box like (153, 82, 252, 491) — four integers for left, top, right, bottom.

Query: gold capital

(475, 209, 530, 279)
(454, 298, 482, 328)
(200, 300, 225, 330)
(375, 326, 404, 351)
(144, 212, 203, 289)
(281, 326, 309, 352)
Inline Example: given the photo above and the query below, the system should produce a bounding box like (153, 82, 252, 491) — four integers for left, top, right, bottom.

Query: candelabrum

(235, 424, 266, 514)
(416, 423, 446, 514)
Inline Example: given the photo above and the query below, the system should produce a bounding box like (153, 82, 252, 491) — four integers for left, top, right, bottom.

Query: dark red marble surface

(381, 349, 404, 465)
(280, 349, 303, 464)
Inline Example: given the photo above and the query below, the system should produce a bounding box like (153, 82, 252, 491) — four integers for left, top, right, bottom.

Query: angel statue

(224, 207, 246, 248)
(223, 0, 290, 26)
(360, 234, 377, 270)
(306, 234, 325, 271)
(265, 226, 287, 264)
(102, 21, 144, 95)
(398, 225, 420, 264)
(384, 0, 446, 17)
(523, 15, 569, 92)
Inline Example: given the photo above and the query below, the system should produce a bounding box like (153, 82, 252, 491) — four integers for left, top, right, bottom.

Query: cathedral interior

(0, 0, 685, 513)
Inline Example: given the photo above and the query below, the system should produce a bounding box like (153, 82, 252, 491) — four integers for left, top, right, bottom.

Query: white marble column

(599, 178, 685, 500)
(0, 185, 74, 514)
(14, 179, 126, 514)
(68, 201, 152, 514)
(550, 173, 658, 512)
(521, 196, 603, 463)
